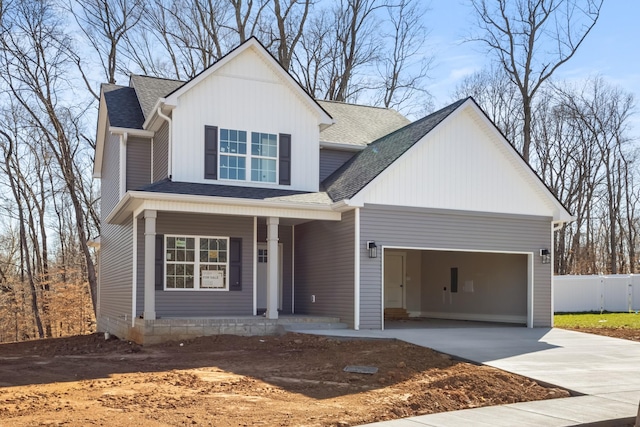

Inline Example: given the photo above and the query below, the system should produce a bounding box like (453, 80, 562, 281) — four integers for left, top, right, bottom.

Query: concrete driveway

(302, 326, 640, 426)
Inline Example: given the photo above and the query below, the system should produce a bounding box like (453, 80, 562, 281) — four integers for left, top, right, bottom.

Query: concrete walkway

(301, 326, 640, 426)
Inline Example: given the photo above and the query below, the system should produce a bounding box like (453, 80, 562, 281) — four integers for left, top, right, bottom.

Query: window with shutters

(212, 127, 290, 185)
(165, 235, 229, 291)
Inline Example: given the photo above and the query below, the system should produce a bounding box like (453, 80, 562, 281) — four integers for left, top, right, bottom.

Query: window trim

(218, 128, 279, 184)
(164, 234, 230, 291)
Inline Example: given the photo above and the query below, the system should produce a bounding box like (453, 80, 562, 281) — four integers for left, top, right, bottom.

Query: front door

(384, 252, 405, 308)
(257, 243, 283, 311)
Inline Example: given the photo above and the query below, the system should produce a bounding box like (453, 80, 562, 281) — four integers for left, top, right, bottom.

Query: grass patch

(555, 312, 640, 329)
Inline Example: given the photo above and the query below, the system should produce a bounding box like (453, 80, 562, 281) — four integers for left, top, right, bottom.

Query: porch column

(143, 210, 157, 320)
(266, 217, 279, 319)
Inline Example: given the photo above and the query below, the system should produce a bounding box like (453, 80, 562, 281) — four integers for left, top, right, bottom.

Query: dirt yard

(561, 327, 640, 342)
(0, 333, 571, 427)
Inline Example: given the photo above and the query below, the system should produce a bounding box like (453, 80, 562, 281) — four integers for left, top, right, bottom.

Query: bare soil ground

(0, 333, 570, 427)
(561, 327, 640, 342)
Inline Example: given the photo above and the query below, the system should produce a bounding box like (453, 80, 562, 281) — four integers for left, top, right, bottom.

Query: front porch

(129, 315, 346, 344)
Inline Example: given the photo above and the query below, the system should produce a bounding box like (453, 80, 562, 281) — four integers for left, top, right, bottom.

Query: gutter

(105, 191, 344, 224)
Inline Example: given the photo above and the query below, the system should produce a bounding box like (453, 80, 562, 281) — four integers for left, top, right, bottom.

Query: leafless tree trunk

(0, 0, 99, 313)
(470, 0, 602, 162)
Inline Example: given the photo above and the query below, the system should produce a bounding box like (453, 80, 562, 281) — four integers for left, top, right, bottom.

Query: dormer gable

(163, 37, 333, 192)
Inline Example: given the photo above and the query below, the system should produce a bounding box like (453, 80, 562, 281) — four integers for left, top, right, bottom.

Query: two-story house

(94, 38, 573, 344)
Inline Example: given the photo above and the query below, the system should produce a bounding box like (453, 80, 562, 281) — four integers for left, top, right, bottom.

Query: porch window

(165, 235, 229, 290)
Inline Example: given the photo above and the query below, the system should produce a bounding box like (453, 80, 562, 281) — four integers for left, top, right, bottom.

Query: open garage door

(383, 248, 532, 328)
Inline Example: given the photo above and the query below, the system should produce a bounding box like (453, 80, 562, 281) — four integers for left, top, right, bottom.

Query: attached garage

(383, 248, 531, 327)
(321, 98, 573, 332)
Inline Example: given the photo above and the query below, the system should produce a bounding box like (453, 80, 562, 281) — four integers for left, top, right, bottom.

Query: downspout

(354, 208, 360, 330)
(156, 107, 172, 179)
(550, 220, 565, 328)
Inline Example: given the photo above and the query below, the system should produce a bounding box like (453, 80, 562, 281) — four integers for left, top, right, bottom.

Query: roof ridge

(130, 74, 186, 83)
(317, 99, 400, 112)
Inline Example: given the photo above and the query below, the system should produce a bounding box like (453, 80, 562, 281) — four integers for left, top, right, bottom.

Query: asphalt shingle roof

(317, 100, 410, 147)
(138, 179, 328, 202)
(323, 98, 469, 202)
(129, 75, 185, 119)
(102, 84, 145, 129)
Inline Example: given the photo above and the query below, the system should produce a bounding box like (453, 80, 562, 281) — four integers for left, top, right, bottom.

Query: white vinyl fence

(554, 274, 640, 313)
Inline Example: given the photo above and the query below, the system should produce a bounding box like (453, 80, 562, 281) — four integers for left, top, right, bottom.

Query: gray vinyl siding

(257, 224, 294, 314)
(126, 136, 151, 190)
(99, 217, 134, 326)
(319, 149, 356, 181)
(101, 127, 121, 217)
(359, 204, 553, 328)
(153, 122, 169, 182)
(294, 211, 355, 326)
(98, 119, 134, 330)
(140, 212, 254, 317)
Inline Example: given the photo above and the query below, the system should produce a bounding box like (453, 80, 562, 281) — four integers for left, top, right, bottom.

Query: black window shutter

(279, 133, 291, 185)
(204, 125, 218, 179)
(155, 234, 164, 291)
(229, 238, 242, 291)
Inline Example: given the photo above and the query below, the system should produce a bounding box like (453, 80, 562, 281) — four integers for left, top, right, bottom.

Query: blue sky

(424, 0, 640, 113)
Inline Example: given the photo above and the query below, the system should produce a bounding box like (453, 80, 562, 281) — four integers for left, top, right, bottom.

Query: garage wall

(420, 251, 528, 323)
(360, 204, 552, 328)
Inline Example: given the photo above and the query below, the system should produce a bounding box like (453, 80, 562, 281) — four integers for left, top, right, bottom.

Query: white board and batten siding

(171, 47, 321, 191)
(351, 107, 559, 219)
(359, 205, 553, 328)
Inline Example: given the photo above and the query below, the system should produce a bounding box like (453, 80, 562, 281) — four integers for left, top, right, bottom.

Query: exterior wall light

(367, 241, 378, 258)
(540, 249, 551, 264)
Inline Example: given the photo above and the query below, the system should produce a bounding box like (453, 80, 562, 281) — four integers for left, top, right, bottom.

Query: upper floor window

(204, 126, 290, 186)
(251, 132, 277, 182)
(219, 129, 247, 180)
(220, 128, 277, 183)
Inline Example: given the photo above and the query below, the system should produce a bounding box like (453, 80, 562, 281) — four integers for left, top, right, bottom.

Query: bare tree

(71, 0, 145, 89)
(470, 0, 603, 162)
(375, 0, 432, 114)
(452, 66, 522, 144)
(0, 0, 99, 312)
(269, 0, 311, 70)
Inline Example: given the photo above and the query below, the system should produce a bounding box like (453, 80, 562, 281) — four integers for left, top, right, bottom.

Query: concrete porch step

(279, 322, 349, 332)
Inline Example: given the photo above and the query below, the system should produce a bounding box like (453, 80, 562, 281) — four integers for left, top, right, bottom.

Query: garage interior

(383, 249, 530, 327)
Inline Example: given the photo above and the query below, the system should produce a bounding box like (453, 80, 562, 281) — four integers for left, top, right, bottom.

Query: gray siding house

(94, 38, 573, 344)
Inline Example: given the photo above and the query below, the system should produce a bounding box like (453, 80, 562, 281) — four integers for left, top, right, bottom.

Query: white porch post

(143, 210, 157, 320)
(266, 217, 279, 319)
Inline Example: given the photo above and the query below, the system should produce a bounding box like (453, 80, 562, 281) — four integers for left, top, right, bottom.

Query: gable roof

(163, 37, 333, 126)
(129, 75, 184, 119)
(317, 100, 410, 148)
(102, 84, 145, 129)
(323, 98, 467, 201)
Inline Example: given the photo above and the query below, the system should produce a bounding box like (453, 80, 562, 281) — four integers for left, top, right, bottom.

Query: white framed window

(219, 129, 247, 180)
(165, 235, 229, 291)
(219, 128, 278, 183)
